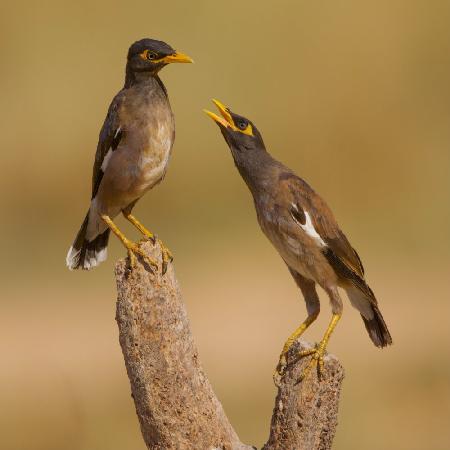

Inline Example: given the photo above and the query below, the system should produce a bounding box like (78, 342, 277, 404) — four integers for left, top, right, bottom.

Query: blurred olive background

(1, 1, 450, 449)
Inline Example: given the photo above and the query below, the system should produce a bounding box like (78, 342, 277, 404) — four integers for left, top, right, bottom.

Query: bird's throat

(125, 65, 160, 88)
(232, 147, 278, 196)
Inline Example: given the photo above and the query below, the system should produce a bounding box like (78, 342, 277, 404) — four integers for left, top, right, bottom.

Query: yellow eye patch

(234, 121, 254, 136)
(240, 123, 253, 136)
(139, 49, 160, 61)
(205, 99, 254, 137)
(138, 50, 193, 65)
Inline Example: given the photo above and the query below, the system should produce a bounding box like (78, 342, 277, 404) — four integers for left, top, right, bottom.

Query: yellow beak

(162, 51, 194, 64)
(204, 99, 237, 130)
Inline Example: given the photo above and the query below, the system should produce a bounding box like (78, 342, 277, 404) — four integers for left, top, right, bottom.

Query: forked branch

(115, 241, 344, 450)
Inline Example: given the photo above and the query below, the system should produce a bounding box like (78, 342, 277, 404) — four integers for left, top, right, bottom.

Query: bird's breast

(125, 104, 175, 195)
(139, 119, 174, 181)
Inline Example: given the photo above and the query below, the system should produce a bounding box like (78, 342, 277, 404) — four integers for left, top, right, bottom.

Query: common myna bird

(205, 100, 392, 379)
(66, 38, 192, 272)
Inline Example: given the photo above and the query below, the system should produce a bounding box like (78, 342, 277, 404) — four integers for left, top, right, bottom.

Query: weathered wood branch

(115, 241, 344, 450)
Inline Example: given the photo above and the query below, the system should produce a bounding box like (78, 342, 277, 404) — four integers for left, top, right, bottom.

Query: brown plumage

(205, 100, 392, 379)
(67, 38, 192, 271)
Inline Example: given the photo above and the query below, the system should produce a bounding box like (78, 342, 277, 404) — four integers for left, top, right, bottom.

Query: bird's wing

(281, 172, 365, 279)
(91, 92, 125, 199)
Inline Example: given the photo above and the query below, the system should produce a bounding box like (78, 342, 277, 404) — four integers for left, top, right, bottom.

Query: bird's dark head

(126, 38, 193, 78)
(204, 100, 275, 193)
(204, 100, 265, 156)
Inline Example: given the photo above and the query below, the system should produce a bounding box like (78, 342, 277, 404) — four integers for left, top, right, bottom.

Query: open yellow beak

(203, 99, 237, 130)
(162, 51, 194, 64)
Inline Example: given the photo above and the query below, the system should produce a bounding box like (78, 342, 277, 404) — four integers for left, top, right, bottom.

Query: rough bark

(115, 241, 344, 450)
(264, 342, 344, 450)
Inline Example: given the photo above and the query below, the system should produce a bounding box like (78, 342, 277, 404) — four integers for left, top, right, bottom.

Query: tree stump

(115, 241, 344, 450)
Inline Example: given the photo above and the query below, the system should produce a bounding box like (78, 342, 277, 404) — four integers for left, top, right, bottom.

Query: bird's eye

(238, 121, 247, 130)
(147, 51, 158, 60)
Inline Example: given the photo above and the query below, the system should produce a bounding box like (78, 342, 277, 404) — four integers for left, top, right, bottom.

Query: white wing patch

(101, 127, 121, 172)
(291, 204, 327, 248)
(101, 148, 113, 171)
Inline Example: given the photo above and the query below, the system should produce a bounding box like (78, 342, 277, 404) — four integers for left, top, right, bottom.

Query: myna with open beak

(66, 38, 193, 272)
(205, 100, 392, 380)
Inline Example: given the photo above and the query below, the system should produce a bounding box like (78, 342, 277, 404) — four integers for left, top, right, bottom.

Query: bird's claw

(297, 344, 326, 382)
(139, 232, 157, 245)
(133, 236, 173, 275)
(273, 343, 327, 385)
(158, 240, 173, 275)
(126, 241, 159, 272)
(127, 248, 137, 270)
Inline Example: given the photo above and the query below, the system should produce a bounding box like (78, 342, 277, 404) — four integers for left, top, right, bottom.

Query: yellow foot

(273, 343, 328, 385)
(273, 314, 339, 385)
(139, 232, 156, 245)
(125, 240, 159, 272)
(297, 344, 327, 381)
(135, 235, 172, 275)
(127, 248, 137, 269)
(157, 240, 173, 275)
(272, 314, 320, 386)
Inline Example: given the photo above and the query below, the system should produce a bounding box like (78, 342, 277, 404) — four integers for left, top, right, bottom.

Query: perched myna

(205, 100, 392, 379)
(66, 38, 192, 272)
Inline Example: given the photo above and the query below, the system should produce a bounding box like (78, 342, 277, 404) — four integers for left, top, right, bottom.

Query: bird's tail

(346, 284, 392, 348)
(361, 304, 392, 348)
(66, 211, 110, 270)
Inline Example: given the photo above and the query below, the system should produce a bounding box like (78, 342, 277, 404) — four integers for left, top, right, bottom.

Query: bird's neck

(124, 66, 166, 95)
(232, 148, 282, 196)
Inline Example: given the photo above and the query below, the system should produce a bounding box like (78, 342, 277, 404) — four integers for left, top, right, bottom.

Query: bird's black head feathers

(224, 111, 264, 150)
(127, 38, 175, 62)
(204, 100, 276, 191)
(125, 38, 192, 84)
(204, 100, 265, 154)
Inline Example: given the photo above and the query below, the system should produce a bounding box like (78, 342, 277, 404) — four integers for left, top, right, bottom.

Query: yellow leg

(123, 213, 156, 242)
(273, 313, 319, 383)
(123, 213, 173, 275)
(281, 313, 319, 356)
(299, 313, 341, 380)
(101, 215, 158, 271)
